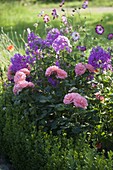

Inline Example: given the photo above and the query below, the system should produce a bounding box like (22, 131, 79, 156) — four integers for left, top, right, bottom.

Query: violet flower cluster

(10, 53, 35, 73)
(88, 46, 112, 71)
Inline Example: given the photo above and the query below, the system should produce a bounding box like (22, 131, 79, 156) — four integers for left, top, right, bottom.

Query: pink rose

(75, 63, 86, 76)
(19, 68, 30, 75)
(56, 69, 67, 79)
(28, 82, 35, 88)
(14, 71, 26, 83)
(13, 81, 29, 95)
(73, 93, 88, 109)
(45, 66, 59, 77)
(85, 64, 95, 72)
(63, 93, 77, 104)
(45, 65, 67, 79)
(63, 92, 88, 109)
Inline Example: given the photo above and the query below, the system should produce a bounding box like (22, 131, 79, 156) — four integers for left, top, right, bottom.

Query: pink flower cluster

(45, 65, 67, 79)
(13, 68, 34, 95)
(75, 63, 95, 76)
(63, 92, 88, 109)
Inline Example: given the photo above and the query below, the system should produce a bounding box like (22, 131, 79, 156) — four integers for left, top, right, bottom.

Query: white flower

(72, 31, 80, 41)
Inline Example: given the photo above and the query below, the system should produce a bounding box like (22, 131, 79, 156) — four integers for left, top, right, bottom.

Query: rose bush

(2, 0, 113, 150)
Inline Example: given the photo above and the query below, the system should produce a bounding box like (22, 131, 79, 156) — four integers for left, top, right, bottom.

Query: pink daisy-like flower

(43, 14, 50, 23)
(95, 25, 104, 35)
(75, 63, 86, 76)
(14, 71, 26, 83)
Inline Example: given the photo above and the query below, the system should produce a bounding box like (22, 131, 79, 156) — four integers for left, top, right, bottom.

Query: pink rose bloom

(56, 69, 67, 79)
(45, 66, 59, 77)
(14, 71, 26, 83)
(73, 93, 88, 109)
(45, 65, 67, 79)
(85, 64, 95, 73)
(19, 68, 30, 75)
(28, 82, 35, 88)
(13, 81, 29, 95)
(13, 83, 22, 95)
(75, 63, 86, 76)
(63, 92, 88, 109)
(63, 93, 77, 104)
(7, 64, 14, 81)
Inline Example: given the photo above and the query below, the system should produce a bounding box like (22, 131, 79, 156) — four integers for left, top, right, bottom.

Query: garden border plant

(1, 0, 113, 169)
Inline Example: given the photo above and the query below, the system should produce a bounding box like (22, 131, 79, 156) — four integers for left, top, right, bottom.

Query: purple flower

(26, 32, 47, 56)
(48, 77, 59, 87)
(59, 0, 65, 7)
(10, 53, 35, 73)
(88, 46, 112, 71)
(82, 0, 88, 9)
(77, 46, 86, 51)
(52, 35, 72, 54)
(55, 60, 60, 68)
(43, 14, 50, 23)
(51, 9, 58, 19)
(46, 28, 61, 47)
(107, 33, 113, 40)
(95, 25, 104, 35)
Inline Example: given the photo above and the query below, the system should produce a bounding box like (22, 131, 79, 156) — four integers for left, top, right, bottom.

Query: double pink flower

(45, 65, 67, 79)
(63, 92, 88, 109)
(13, 68, 34, 95)
(75, 63, 95, 76)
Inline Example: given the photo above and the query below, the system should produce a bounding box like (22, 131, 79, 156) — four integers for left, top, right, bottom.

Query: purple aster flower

(82, 0, 88, 9)
(51, 9, 59, 20)
(52, 35, 72, 54)
(77, 46, 86, 51)
(10, 53, 35, 73)
(45, 28, 61, 47)
(95, 25, 104, 35)
(72, 31, 80, 41)
(88, 46, 112, 71)
(107, 33, 113, 40)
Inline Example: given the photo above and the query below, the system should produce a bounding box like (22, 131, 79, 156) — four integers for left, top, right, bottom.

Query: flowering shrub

(3, 0, 113, 149)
